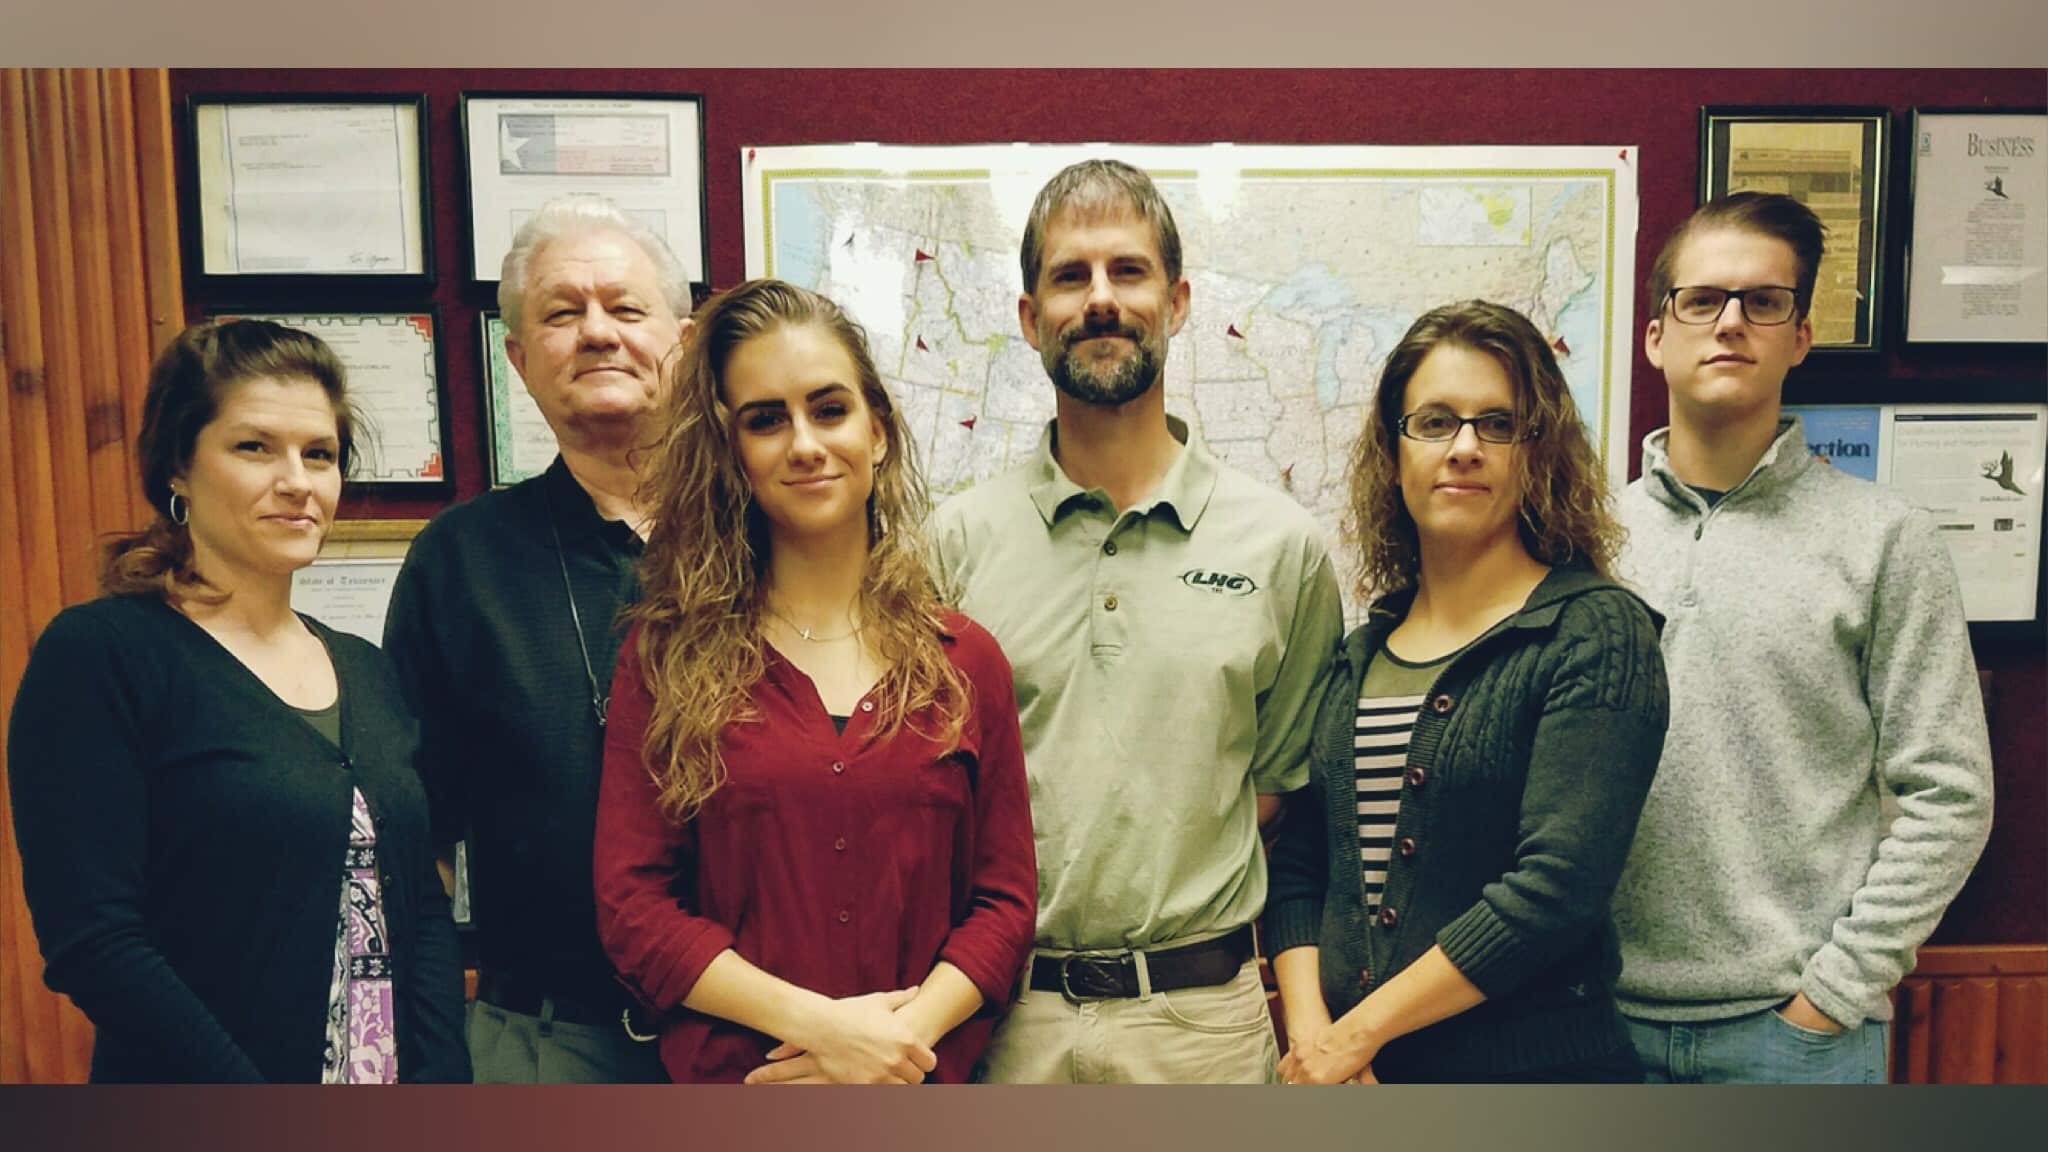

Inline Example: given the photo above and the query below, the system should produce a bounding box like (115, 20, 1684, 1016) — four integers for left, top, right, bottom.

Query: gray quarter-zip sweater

(1611, 416, 1994, 1027)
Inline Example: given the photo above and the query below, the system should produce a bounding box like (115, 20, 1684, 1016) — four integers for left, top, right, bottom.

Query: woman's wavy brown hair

(628, 279, 968, 824)
(1344, 299, 1620, 598)
(101, 318, 357, 605)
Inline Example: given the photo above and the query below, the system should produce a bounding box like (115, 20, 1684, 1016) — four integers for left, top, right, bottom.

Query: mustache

(1062, 319, 1143, 349)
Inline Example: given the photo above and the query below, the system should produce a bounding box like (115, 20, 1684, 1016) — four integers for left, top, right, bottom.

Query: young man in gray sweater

(1610, 192, 1995, 1084)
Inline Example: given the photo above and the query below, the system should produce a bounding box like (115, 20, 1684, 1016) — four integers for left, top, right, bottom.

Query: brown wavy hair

(101, 318, 357, 604)
(628, 279, 968, 824)
(1345, 300, 1620, 598)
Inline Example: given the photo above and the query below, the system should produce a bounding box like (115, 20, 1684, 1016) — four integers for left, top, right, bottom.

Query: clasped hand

(1278, 1011, 1379, 1085)
(744, 987, 937, 1084)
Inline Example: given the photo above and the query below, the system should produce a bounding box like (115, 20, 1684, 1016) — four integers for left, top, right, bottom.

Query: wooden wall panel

(0, 66, 183, 1085)
(1893, 946, 2048, 1084)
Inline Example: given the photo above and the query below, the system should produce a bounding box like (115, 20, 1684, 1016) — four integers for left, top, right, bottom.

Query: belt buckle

(1058, 953, 1129, 1003)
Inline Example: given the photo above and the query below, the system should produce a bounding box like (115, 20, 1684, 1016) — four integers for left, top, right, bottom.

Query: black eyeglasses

(1395, 407, 1536, 445)
(1663, 285, 1800, 326)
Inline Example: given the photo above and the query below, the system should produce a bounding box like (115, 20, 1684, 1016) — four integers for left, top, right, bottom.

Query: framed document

(1905, 109, 2048, 346)
(185, 94, 432, 291)
(1780, 402, 2047, 629)
(291, 519, 427, 645)
(460, 92, 708, 286)
(479, 311, 561, 486)
(1701, 106, 1889, 354)
(214, 310, 452, 490)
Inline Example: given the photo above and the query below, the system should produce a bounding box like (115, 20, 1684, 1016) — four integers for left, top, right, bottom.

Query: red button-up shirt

(594, 613, 1037, 1083)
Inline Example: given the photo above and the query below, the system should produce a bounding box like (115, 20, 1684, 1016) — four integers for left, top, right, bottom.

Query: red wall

(170, 68, 2047, 944)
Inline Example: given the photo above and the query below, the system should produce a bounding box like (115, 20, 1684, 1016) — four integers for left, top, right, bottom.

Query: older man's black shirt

(384, 458, 642, 1011)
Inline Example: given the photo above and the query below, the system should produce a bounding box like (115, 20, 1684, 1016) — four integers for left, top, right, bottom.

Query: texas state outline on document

(745, 144, 1638, 606)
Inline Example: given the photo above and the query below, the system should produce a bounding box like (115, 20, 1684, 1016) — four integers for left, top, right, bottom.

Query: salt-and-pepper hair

(497, 197, 692, 334)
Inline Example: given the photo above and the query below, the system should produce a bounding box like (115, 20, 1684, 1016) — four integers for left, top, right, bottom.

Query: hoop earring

(168, 492, 189, 525)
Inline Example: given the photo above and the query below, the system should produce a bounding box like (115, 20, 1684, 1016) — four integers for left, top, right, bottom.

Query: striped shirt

(1354, 647, 1455, 910)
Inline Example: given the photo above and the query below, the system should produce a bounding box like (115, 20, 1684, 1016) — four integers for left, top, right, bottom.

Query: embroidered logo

(1179, 569, 1259, 596)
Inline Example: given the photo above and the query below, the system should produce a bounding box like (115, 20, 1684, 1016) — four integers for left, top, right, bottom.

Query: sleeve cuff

(1436, 901, 1529, 998)
(1263, 896, 1324, 956)
(641, 922, 737, 1012)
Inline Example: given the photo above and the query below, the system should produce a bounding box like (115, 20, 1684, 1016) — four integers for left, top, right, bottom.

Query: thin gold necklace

(765, 604, 864, 643)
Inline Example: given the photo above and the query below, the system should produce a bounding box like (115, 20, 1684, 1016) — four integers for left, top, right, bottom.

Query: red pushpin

(959, 417, 978, 431)
(1280, 464, 1295, 490)
(914, 249, 934, 263)
(916, 336, 929, 351)
(1551, 336, 1572, 356)
(1226, 324, 1245, 339)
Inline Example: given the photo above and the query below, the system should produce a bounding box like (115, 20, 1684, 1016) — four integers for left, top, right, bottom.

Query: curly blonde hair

(1344, 299, 1621, 598)
(628, 279, 968, 824)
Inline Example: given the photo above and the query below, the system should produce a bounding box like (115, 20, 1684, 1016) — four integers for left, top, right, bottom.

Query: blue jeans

(1625, 1007, 1889, 1084)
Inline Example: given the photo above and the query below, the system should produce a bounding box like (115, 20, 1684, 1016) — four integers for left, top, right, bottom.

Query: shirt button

(831, 761, 845, 775)
(1397, 836, 1418, 858)
(837, 909, 851, 924)
(859, 700, 874, 713)
(833, 837, 847, 852)
(1379, 906, 1399, 928)
(1358, 968, 1372, 990)
(1103, 540, 1118, 556)
(1104, 595, 1119, 611)
(1429, 693, 1455, 715)
(1404, 766, 1427, 789)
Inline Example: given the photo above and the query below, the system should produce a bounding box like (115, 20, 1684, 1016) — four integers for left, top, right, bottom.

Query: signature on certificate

(349, 251, 399, 269)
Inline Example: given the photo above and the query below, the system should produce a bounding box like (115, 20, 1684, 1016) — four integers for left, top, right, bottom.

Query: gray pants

(467, 998, 668, 1083)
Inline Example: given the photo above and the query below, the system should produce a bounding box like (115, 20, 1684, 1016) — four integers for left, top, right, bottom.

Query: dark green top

(1266, 565, 1669, 1081)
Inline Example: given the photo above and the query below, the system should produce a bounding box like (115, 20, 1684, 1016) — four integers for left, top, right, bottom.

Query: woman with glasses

(1265, 300, 1669, 1084)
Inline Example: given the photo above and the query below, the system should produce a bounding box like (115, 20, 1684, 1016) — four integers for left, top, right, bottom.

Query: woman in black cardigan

(7, 319, 469, 1083)
(1267, 301, 1668, 1084)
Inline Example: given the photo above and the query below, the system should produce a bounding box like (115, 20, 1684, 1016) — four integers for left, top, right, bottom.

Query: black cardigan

(1265, 565, 1669, 1081)
(7, 595, 470, 1082)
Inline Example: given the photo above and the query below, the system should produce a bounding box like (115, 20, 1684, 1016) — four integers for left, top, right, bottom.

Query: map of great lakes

(745, 145, 1638, 600)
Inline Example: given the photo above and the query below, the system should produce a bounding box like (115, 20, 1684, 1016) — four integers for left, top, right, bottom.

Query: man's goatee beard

(1049, 342, 1161, 407)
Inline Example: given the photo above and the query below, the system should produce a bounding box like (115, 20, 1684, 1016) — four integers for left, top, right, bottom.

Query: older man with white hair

(384, 198, 690, 1082)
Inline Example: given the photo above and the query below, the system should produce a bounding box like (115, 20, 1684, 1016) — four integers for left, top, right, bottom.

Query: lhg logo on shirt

(1179, 569, 1259, 596)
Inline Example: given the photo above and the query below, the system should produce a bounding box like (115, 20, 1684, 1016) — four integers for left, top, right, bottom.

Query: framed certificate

(460, 92, 708, 287)
(1701, 106, 1890, 354)
(290, 518, 427, 646)
(213, 310, 453, 491)
(1904, 108, 2048, 346)
(185, 94, 432, 291)
(479, 311, 561, 486)
(1781, 402, 2047, 630)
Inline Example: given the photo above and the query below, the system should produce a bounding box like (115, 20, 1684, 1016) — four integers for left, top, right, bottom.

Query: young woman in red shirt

(593, 279, 1037, 1084)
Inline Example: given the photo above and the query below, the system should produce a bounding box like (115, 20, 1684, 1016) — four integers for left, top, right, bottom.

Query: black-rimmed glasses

(1395, 407, 1536, 445)
(1663, 285, 1800, 326)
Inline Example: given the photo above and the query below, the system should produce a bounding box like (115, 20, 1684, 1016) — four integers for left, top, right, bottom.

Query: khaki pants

(979, 958, 1278, 1083)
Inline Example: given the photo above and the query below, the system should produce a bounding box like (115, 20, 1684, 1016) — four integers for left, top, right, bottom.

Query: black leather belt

(475, 970, 635, 1031)
(1027, 925, 1255, 1002)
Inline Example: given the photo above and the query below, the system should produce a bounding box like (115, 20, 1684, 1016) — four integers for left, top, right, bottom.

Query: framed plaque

(290, 518, 427, 645)
(1701, 106, 1890, 354)
(1904, 108, 2048, 346)
(213, 310, 452, 491)
(460, 92, 708, 286)
(185, 94, 432, 292)
(479, 311, 561, 486)
(1781, 402, 2046, 630)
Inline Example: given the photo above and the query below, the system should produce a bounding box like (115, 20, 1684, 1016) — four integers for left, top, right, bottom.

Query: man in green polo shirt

(931, 159, 1344, 1083)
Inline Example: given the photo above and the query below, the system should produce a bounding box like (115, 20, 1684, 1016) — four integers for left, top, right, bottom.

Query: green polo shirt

(932, 417, 1343, 952)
